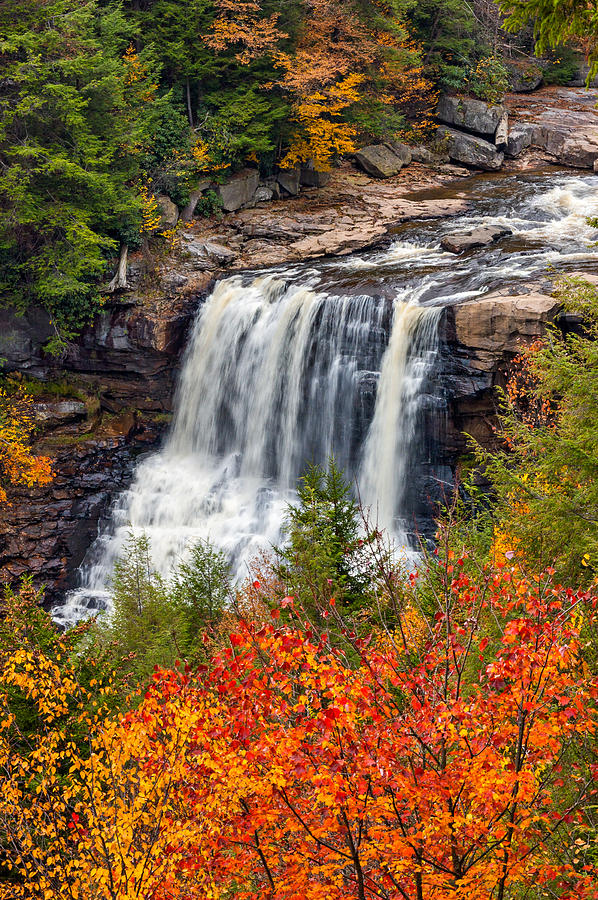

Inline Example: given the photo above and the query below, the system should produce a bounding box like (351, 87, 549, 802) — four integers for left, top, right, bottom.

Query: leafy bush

(467, 55, 510, 103)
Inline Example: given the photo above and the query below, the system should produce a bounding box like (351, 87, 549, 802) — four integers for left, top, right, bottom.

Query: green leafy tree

(474, 276, 598, 585)
(409, 0, 479, 91)
(100, 532, 184, 680)
(95, 532, 232, 679)
(0, 0, 163, 344)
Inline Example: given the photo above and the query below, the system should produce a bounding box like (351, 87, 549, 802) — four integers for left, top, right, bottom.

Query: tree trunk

(186, 77, 194, 128)
(181, 186, 208, 222)
(107, 243, 130, 293)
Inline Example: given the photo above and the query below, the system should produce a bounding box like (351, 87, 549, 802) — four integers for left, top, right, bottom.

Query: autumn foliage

(0, 385, 52, 503)
(2, 554, 597, 899)
(207, 0, 436, 170)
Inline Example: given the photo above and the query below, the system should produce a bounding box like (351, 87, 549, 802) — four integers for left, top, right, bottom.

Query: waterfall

(360, 300, 441, 533)
(54, 272, 441, 628)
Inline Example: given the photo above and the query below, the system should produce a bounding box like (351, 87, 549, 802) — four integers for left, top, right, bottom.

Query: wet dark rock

(0, 430, 164, 605)
(441, 225, 512, 254)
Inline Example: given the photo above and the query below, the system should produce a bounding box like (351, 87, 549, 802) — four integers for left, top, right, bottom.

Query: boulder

(436, 95, 507, 140)
(385, 142, 413, 166)
(410, 145, 438, 165)
(441, 225, 512, 254)
(217, 169, 260, 212)
(506, 61, 543, 93)
(454, 291, 560, 362)
(155, 194, 179, 232)
(354, 143, 409, 178)
(300, 164, 331, 188)
(254, 185, 275, 203)
(506, 125, 533, 158)
(566, 63, 598, 88)
(529, 122, 598, 168)
(202, 241, 238, 265)
(438, 126, 505, 171)
(277, 166, 301, 196)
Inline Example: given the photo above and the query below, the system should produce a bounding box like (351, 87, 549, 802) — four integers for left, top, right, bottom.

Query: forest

(2, 0, 598, 898)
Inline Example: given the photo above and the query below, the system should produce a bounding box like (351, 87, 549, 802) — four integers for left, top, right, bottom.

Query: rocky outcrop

(439, 288, 563, 451)
(354, 143, 412, 178)
(452, 290, 560, 366)
(505, 88, 598, 168)
(217, 169, 260, 212)
(0, 426, 163, 605)
(441, 225, 512, 254)
(438, 126, 505, 170)
(437, 95, 507, 140)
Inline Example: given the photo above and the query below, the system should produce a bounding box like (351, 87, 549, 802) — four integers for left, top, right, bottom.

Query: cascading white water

(360, 300, 441, 531)
(53, 171, 598, 629)
(54, 274, 439, 628)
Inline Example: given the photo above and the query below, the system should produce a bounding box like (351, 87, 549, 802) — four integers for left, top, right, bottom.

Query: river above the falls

(53, 169, 598, 629)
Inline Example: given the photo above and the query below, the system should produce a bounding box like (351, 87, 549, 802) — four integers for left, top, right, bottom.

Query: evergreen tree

(475, 276, 598, 585)
(276, 460, 377, 621)
(0, 0, 163, 345)
(500, 0, 598, 76)
(169, 538, 231, 652)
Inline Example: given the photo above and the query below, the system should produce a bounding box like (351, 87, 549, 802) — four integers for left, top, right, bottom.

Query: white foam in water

(53, 173, 598, 628)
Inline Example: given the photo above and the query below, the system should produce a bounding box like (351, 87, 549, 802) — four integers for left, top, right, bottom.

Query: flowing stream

(53, 171, 598, 628)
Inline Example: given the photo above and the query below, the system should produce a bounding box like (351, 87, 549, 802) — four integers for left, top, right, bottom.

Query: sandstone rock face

(155, 194, 179, 231)
(438, 126, 505, 170)
(453, 291, 560, 365)
(506, 95, 598, 168)
(354, 143, 410, 178)
(436, 95, 507, 139)
(217, 169, 260, 211)
(441, 225, 512, 254)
